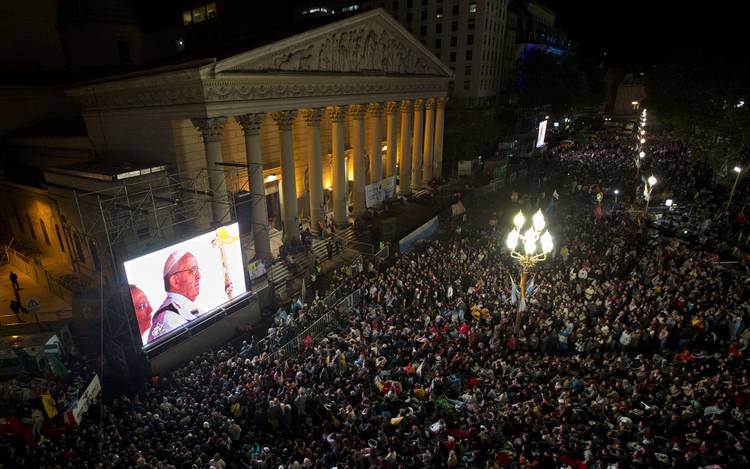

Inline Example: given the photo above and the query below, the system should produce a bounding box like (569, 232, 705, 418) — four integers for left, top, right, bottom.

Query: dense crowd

(5, 132, 750, 469)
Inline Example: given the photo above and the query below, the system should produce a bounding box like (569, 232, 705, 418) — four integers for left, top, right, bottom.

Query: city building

(1, 8, 451, 301)
(612, 73, 647, 117)
(500, 0, 571, 102)
(295, 0, 510, 106)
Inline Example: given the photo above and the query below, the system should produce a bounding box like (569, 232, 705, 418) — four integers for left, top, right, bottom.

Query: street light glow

(506, 229, 519, 250)
(665, 199, 673, 207)
(540, 231, 553, 253)
(513, 211, 525, 229)
(734, 166, 742, 173)
(532, 209, 546, 231)
(614, 189, 620, 195)
(648, 175, 657, 186)
(639, 151, 645, 158)
(640, 138, 646, 144)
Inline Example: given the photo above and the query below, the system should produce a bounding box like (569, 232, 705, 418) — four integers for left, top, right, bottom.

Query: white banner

(381, 176, 396, 200)
(458, 160, 473, 176)
(72, 374, 101, 424)
(365, 177, 397, 208)
(365, 180, 384, 208)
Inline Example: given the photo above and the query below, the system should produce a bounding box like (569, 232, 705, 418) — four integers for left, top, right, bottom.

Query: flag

(509, 275, 518, 305)
(553, 189, 559, 200)
(526, 276, 536, 298)
(50, 355, 68, 380)
(42, 394, 58, 418)
(719, 159, 728, 178)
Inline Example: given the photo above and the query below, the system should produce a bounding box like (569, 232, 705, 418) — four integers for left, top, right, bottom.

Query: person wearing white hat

(148, 250, 202, 342)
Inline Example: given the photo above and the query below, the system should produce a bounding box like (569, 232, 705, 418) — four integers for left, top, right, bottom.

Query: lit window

(26, 214, 36, 239)
(182, 11, 192, 25)
(192, 6, 206, 23)
(436, 7, 443, 18)
(55, 224, 65, 253)
(40, 219, 51, 246)
(206, 2, 217, 19)
(469, 2, 477, 13)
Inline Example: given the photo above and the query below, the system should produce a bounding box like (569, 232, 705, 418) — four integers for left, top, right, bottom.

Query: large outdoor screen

(536, 119, 548, 148)
(124, 223, 246, 348)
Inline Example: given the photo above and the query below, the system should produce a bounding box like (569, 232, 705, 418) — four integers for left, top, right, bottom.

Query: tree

(646, 47, 750, 176)
(517, 51, 606, 115)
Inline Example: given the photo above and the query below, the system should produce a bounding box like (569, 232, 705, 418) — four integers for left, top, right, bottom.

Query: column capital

(385, 101, 399, 114)
(191, 117, 227, 142)
(436, 96, 449, 109)
(348, 104, 367, 120)
(327, 105, 348, 123)
(270, 110, 298, 130)
(424, 97, 436, 110)
(413, 98, 425, 112)
(367, 102, 383, 117)
(235, 112, 266, 136)
(399, 100, 412, 114)
(301, 108, 326, 126)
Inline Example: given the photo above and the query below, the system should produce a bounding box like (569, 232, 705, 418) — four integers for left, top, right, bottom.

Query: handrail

(329, 230, 375, 254)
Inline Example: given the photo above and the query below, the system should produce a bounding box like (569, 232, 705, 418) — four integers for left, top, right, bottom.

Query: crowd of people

(4, 131, 749, 469)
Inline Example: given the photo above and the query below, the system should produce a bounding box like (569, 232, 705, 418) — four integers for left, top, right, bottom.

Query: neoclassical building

(60, 8, 451, 265)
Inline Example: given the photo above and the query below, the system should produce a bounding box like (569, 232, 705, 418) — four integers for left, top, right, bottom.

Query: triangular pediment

(213, 8, 452, 77)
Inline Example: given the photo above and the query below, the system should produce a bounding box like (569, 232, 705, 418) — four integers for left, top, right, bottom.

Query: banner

(398, 217, 439, 253)
(381, 176, 396, 200)
(451, 201, 466, 217)
(72, 374, 101, 424)
(458, 160, 473, 176)
(365, 180, 384, 208)
(246, 259, 267, 280)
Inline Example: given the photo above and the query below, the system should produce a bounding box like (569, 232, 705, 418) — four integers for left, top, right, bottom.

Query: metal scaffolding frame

(70, 165, 250, 353)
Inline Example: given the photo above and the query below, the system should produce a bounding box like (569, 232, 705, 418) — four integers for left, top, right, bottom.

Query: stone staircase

(268, 225, 372, 288)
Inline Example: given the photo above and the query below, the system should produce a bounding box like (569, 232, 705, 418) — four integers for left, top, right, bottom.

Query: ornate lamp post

(643, 175, 657, 216)
(727, 166, 742, 212)
(505, 209, 553, 333)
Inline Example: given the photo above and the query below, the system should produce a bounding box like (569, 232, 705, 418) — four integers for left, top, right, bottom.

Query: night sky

(543, 0, 740, 69)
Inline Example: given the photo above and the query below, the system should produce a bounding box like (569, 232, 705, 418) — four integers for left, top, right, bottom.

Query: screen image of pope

(147, 250, 202, 342)
(123, 223, 246, 347)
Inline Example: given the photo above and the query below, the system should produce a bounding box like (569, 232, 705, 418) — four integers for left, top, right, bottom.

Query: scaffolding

(70, 165, 250, 353)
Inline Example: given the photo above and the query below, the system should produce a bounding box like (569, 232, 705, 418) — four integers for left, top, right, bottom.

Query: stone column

(328, 106, 348, 227)
(422, 98, 436, 185)
(271, 110, 300, 242)
(398, 100, 413, 195)
(349, 104, 367, 217)
(236, 112, 272, 262)
(433, 97, 448, 179)
(384, 101, 399, 179)
(191, 117, 228, 224)
(368, 102, 383, 184)
(301, 108, 326, 235)
(410, 98, 425, 190)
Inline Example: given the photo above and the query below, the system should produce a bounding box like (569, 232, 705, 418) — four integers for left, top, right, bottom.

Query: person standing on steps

(9, 299, 23, 322)
(9, 271, 19, 290)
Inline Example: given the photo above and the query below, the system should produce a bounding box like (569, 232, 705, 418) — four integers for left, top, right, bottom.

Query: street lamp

(506, 209, 553, 333)
(614, 189, 620, 206)
(727, 166, 742, 211)
(643, 175, 657, 216)
(640, 138, 646, 144)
